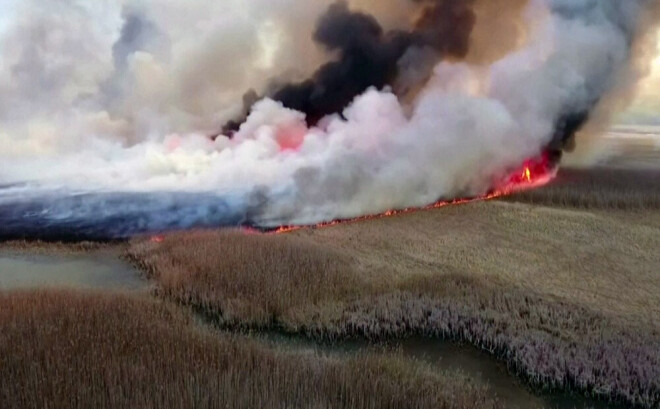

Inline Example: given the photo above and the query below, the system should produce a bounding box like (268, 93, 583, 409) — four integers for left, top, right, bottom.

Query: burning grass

(0, 290, 500, 409)
(126, 194, 660, 408)
(505, 167, 660, 210)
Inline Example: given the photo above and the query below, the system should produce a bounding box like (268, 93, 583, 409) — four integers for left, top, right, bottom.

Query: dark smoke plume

(223, 0, 476, 133)
(0, 0, 656, 241)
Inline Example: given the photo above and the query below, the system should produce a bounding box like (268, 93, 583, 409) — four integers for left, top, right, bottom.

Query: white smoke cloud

(0, 0, 656, 236)
(622, 30, 660, 123)
(0, 0, 337, 149)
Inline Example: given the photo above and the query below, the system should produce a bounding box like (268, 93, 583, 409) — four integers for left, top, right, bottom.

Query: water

(397, 338, 628, 409)
(256, 333, 628, 409)
(0, 250, 145, 290)
(0, 251, 629, 409)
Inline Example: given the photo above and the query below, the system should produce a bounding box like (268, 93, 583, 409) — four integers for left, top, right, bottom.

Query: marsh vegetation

(0, 291, 500, 409)
(505, 168, 660, 210)
(125, 167, 660, 408)
(126, 230, 659, 408)
(3, 166, 659, 408)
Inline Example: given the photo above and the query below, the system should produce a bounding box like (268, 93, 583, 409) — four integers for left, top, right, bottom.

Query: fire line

(272, 154, 556, 234)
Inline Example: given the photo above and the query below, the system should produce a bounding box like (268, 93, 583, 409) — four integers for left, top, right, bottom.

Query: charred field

(2, 166, 660, 409)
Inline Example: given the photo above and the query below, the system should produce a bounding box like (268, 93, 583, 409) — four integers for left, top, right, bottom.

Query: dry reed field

(128, 233, 660, 407)
(0, 291, 500, 409)
(505, 167, 660, 210)
(0, 240, 111, 254)
(126, 168, 660, 408)
(128, 231, 365, 326)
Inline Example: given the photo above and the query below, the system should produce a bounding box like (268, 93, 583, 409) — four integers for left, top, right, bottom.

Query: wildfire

(274, 153, 556, 234)
(142, 153, 556, 241)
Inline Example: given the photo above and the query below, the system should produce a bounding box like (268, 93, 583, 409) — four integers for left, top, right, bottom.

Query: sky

(0, 0, 17, 34)
(0, 1, 658, 126)
(619, 31, 660, 125)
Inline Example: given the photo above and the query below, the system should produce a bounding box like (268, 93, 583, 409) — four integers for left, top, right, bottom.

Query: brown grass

(126, 179, 660, 408)
(128, 231, 366, 326)
(0, 290, 500, 409)
(505, 167, 660, 210)
(299, 274, 660, 408)
(279, 200, 660, 326)
(0, 240, 116, 255)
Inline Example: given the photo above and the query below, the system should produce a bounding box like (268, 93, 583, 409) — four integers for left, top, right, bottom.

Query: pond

(0, 250, 145, 291)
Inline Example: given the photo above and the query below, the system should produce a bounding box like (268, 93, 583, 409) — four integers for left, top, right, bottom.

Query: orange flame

(273, 153, 557, 234)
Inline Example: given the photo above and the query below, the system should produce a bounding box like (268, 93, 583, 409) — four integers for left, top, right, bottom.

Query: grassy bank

(126, 195, 660, 407)
(0, 240, 113, 254)
(0, 290, 499, 409)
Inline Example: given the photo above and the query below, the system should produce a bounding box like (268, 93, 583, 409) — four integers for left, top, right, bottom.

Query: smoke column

(224, 0, 476, 132)
(0, 0, 657, 240)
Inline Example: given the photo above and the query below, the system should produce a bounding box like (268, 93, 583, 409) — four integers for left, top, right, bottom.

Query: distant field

(572, 130, 660, 169)
(127, 167, 660, 408)
(0, 291, 498, 409)
(2, 164, 658, 408)
(505, 167, 660, 212)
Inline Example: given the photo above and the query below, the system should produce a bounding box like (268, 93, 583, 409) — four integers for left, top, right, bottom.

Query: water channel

(0, 251, 628, 409)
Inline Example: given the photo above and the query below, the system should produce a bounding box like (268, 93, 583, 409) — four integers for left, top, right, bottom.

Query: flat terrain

(592, 130, 660, 169)
(0, 250, 144, 291)
(127, 167, 660, 407)
(0, 291, 497, 409)
(129, 168, 660, 328)
(295, 197, 660, 326)
(2, 165, 659, 408)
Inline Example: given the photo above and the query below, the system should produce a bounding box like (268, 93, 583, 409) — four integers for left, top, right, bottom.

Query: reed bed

(0, 240, 110, 254)
(505, 167, 660, 209)
(127, 230, 366, 326)
(299, 274, 660, 408)
(127, 230, 660, 408)
(0, 290, 499, 409)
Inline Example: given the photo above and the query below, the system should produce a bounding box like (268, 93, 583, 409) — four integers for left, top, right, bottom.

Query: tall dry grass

(127, 229, 660, 408)
(0, 240, 110, 254)
(301, 274, 660, 408)
(0, 290, 500, 409)
(505, 167, 660, 209)
(127, 230, 366, 326)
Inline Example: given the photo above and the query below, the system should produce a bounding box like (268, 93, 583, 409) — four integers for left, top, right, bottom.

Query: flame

(273, 153, 557, 234)
(141, 154, 556, 239)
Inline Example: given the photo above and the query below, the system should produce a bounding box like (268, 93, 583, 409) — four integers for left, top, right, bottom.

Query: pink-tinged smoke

(0, 0, 657, 239)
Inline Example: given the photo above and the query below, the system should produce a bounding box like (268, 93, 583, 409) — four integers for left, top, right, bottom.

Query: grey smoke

(0, 0, 657, 240)
(103, 5, 171, 100)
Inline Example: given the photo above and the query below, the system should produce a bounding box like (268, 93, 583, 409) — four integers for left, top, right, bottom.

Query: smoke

(464, 0, 529, 64)
(564, 5, 660, 165)
(223, 0, 477, 131)
(0, 0, 657, 239)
